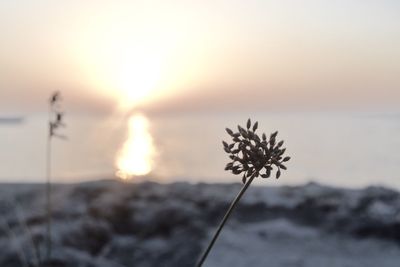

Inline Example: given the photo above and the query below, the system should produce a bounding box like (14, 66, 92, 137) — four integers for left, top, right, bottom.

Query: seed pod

(232, 168, 242, 175)
(269, 139, 275, 147)
(240, 130, 248, 138)
(234, 156, 242, 162)
(226, 128, 234, 136)
(277, 140, 284, 148)
(253, 121, 258, 131)
(225, 162, 233, 170)
(278, 148, 286, 156)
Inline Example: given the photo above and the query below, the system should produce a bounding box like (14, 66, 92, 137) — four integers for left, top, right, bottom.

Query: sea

(0, 111, 399, 189)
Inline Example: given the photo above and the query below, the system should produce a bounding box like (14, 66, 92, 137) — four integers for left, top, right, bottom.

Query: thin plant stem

(196, 172, 257, 267)
(45, 107, 52, 260)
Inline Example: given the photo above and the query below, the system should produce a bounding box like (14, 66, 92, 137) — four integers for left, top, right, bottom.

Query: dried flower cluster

(223, 119, 290, 184)
(49, 91, 66, 139)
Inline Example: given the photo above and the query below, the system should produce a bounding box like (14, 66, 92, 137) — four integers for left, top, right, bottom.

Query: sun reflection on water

(115, 114, 155, 180)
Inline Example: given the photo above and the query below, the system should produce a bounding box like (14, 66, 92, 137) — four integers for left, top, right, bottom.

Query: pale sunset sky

(1, 0, 399, 115)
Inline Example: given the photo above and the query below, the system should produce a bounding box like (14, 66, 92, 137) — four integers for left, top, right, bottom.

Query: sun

(113, 49, 164, 109)
(77, 32, 168, 110)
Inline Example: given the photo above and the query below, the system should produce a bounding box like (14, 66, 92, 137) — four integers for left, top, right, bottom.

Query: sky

(1, 0, 400, 115)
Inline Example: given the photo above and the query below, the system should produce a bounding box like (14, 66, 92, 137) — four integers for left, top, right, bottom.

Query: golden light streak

(115, 114, 155, 179)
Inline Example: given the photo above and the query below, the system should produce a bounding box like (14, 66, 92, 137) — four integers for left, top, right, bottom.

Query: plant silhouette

(45, 91, 66, 261)
(196, 119, 290, 267)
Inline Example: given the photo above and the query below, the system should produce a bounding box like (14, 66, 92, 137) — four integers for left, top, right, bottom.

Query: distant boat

(0, 116, 25, 124)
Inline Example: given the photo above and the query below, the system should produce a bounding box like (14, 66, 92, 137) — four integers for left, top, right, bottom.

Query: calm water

(0, 111, 399, 189)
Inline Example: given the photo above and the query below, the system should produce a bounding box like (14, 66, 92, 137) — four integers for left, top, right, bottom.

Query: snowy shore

(0, 180, 399, 266)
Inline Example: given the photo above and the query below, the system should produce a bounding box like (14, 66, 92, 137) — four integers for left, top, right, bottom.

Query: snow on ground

(0, 180, 399, 266)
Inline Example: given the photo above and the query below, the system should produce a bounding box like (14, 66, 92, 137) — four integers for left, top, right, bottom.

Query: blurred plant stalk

(46, 91, 66, 261)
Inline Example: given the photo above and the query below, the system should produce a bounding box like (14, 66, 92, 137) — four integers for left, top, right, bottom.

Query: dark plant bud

(269, 139, 275, 147)
(225, 163, 233, 170)
(222, 141, 229, 148)
(234, 156, 242, 162)
(283, 156, 291, 162)
(276, 169, 281, 179)
(270, 131, 278, 139)
(252, 121, 258, 131)
(242, 175, 247, 184)
(278, 148, 286, 156)
(277, 140, 284, 148)
(231, 149, 240, 154)
(265, 166, 273, 171)
(232, 168, 242, 175)
(262, 133, 266, 141)
(56, 113, 62, 122)
(238, 126, 246, 135)
(247, 118, 251, 129)
(226, 128, 234, 136)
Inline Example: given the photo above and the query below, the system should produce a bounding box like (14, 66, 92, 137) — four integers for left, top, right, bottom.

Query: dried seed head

(49, 91, 66, 139)
(223, 119, 290, 183)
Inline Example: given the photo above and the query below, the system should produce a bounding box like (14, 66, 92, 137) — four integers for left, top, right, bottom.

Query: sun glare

(115, 114, 155, 180)
(113, 50, 164, 109)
